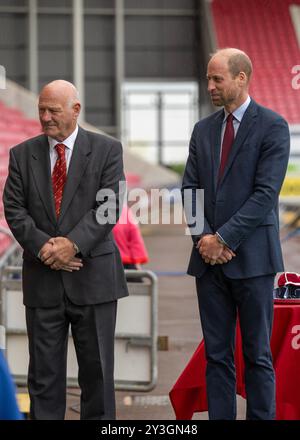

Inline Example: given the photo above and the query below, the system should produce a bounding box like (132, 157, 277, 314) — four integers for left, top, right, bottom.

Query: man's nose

(40, 110, 51, 122)
(207, 80, 215, 92)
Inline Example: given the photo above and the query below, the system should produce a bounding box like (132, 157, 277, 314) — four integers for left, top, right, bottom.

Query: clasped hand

(197, 234, 236, 266)
(39, 237, 83, 272)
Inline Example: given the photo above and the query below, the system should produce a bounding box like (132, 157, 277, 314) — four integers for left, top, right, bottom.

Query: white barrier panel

(116, 293, 151, 335)
(5, 334, 78, 380)
(6, 290, 26, 331)
(6, 289, 152, 335)
(6, 334, 152, 384)
(115, 339, 151, 383)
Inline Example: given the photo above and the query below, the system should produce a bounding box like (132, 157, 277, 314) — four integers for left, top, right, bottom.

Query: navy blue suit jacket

(182, 99, 290, 279)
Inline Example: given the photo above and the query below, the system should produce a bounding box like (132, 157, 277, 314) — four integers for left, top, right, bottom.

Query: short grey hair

(227, 52, 253, 81)
(211, 48, 253, 82)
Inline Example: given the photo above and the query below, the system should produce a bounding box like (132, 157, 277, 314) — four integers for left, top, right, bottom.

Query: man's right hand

(39, 241, 83, 272)
(215, 247, 236, 264)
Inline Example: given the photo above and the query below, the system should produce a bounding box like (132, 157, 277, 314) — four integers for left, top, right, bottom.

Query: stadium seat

(211, 0, 300, 124)
(0, 100, 41, 256)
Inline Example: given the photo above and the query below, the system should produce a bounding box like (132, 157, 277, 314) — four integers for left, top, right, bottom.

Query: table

(169, 302, 300, 420)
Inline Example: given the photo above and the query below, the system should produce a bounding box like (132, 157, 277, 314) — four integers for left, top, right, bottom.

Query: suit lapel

(58, 127, 91, 224)
(210, 109, 224, 194)
(30, 136, 57, 223)
(218, 100, 258, 186)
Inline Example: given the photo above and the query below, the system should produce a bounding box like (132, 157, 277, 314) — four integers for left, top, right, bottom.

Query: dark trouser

(196, 267, 275, 420)
(25, 295, 117, 420)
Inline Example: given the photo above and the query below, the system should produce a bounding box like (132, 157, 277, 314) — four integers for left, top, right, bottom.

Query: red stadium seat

(0, 218, 13, 257)
(0, 101, 40, 256)
(211, 0, 300, 123)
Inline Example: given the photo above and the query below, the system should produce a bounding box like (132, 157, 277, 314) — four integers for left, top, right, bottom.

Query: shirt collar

(223, 95, 251, 123)
(48, 125, 79, 152)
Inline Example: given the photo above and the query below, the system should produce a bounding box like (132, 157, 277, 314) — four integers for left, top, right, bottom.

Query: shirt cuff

(216, 232, 231, 249)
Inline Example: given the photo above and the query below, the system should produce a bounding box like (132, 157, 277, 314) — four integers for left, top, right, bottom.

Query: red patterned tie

(218, 113, 234, 180)
(52, 143, 67, 217)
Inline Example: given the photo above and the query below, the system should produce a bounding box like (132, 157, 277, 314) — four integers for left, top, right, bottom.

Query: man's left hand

(197, 234, 224, 262)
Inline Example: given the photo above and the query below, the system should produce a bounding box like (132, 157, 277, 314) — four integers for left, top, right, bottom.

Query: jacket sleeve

(217, 117, 290, 251)
(181, 125, 213, 244)
(3, 148, 51, 257)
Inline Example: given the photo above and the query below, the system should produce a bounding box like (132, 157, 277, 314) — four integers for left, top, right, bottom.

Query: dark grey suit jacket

(182, 100, 290, 279)
(3, 126, 128, 307)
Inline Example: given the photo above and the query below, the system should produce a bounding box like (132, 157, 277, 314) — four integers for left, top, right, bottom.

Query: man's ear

(73, 102, 81, 118)
(238, 71, 247, 87)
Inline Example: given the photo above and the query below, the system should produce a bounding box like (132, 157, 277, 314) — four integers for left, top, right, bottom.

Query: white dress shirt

(48, 125, 78, 174)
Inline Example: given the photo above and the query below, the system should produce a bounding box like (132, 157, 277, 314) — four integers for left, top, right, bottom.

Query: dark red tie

(52, 143, 67, 217)
(218, 113, 234, 180)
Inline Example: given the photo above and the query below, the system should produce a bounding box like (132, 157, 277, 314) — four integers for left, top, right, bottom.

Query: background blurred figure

(0, 350, 23, 420)
(113, 204, 148, 280)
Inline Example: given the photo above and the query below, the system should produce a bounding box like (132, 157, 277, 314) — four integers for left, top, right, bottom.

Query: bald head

(210, 48, 253, 83)
(38, 80, 81, 141)
(40, 80, 80, 108)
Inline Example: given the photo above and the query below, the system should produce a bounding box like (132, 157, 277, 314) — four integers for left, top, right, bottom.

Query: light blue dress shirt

(220, 95, 251, 156)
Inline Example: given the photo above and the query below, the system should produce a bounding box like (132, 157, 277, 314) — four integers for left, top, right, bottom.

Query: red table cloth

(169, 302, 300, 420)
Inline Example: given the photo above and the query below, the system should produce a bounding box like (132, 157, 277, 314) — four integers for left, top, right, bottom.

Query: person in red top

(112, 204, 148, 272)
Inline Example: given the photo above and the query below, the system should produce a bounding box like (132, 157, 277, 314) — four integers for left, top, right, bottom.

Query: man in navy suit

(182, 48, 290, 419)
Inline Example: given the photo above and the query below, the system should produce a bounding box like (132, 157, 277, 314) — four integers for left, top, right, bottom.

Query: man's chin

(210, 97, 222, 107)
(42, 126, 57, 136)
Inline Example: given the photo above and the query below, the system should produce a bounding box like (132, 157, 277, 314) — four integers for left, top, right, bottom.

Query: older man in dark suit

(3, 80, 128, 420)
(182, 48, 290, 419)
